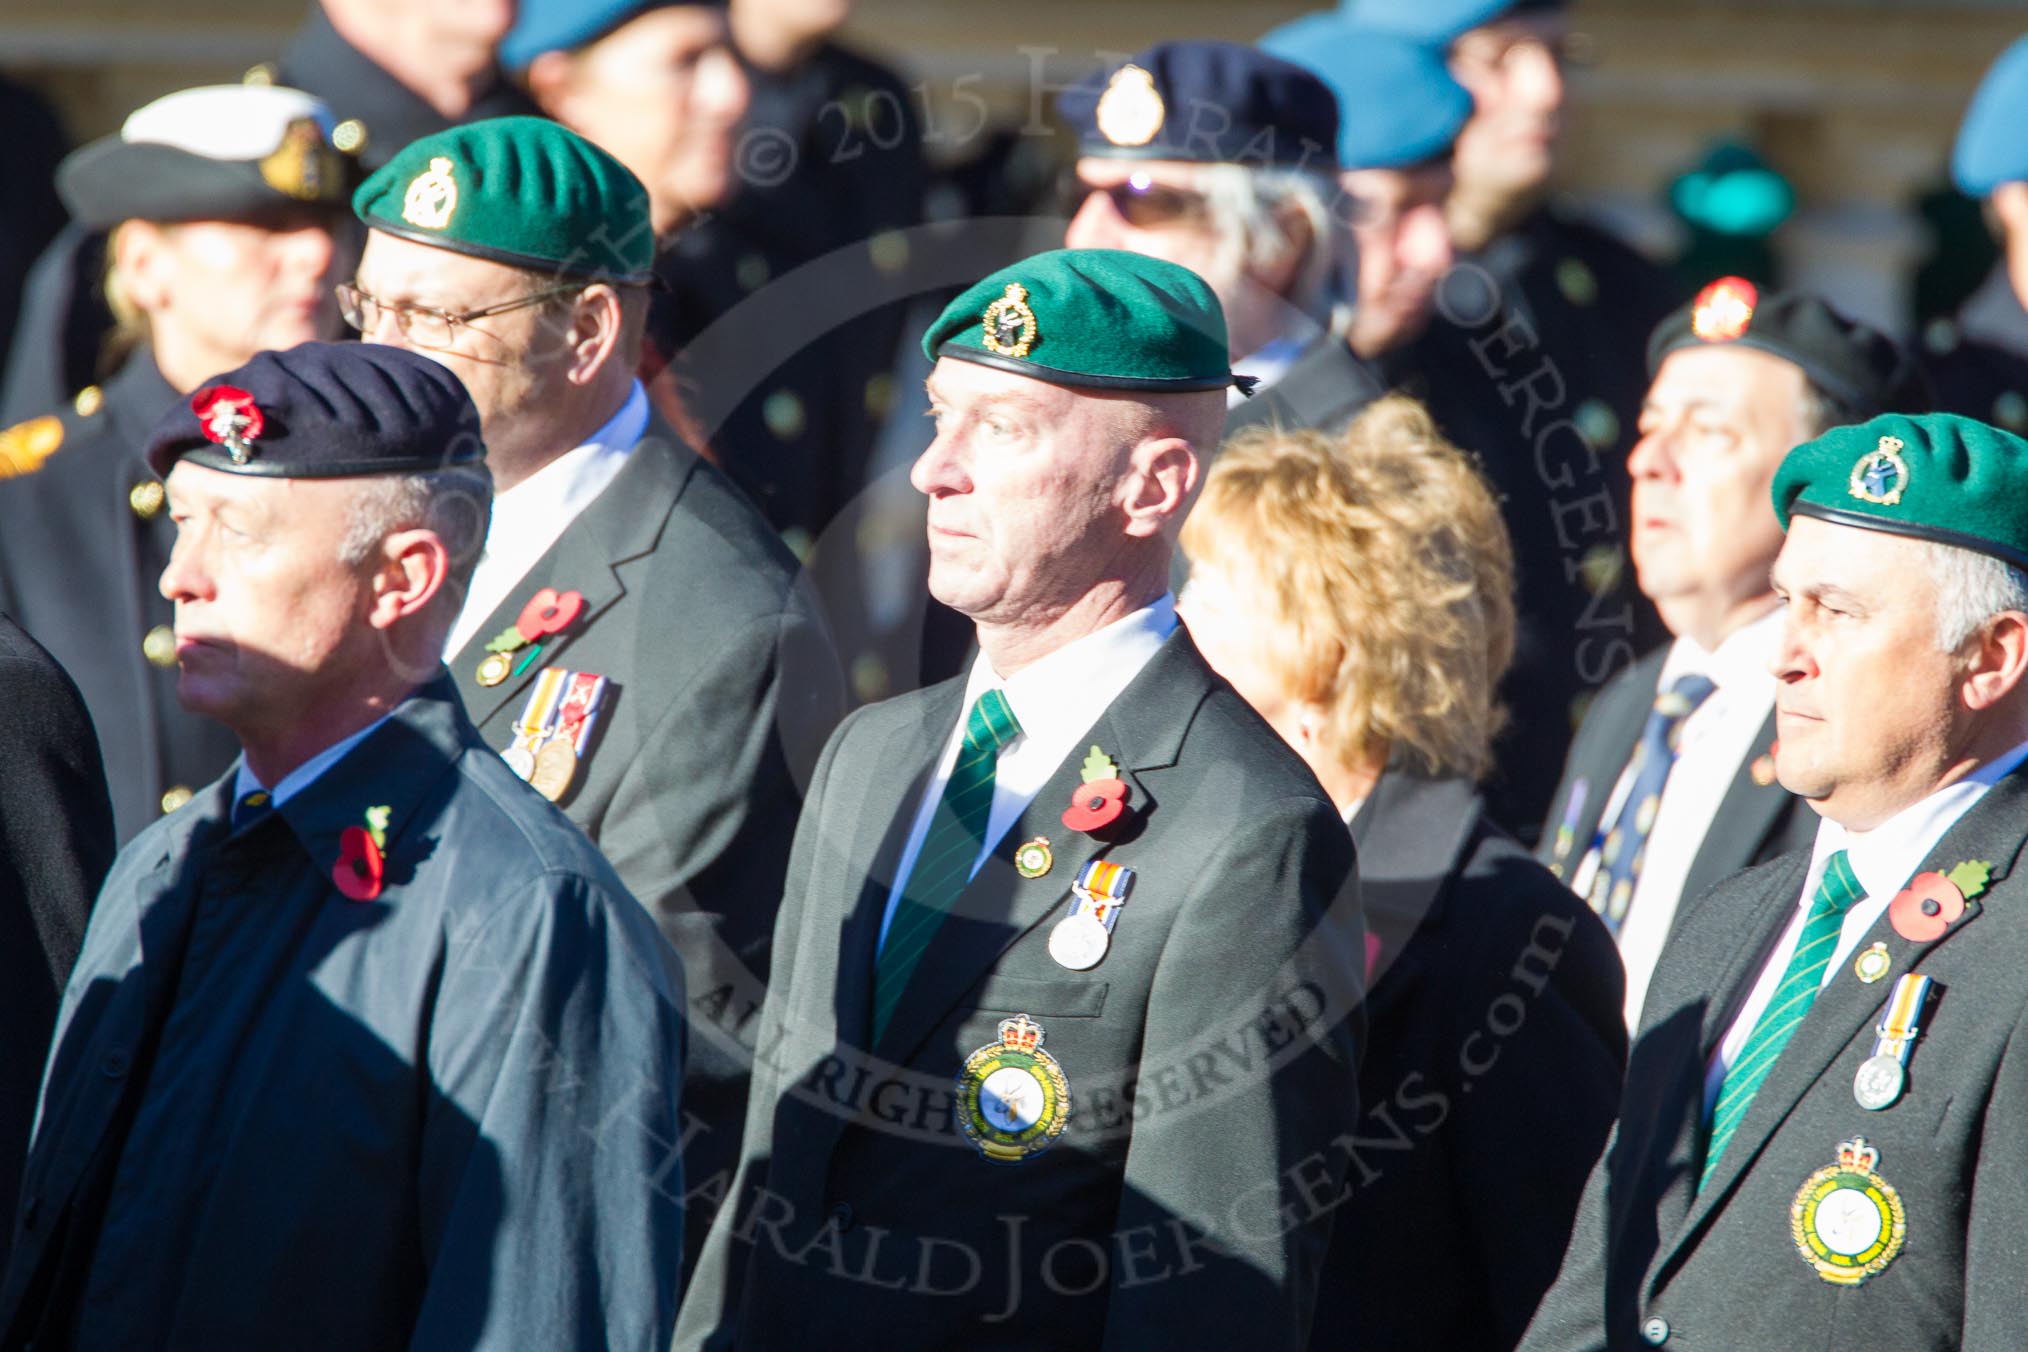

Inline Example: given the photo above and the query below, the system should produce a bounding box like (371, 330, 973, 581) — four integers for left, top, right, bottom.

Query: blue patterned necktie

(1588, 673, 1718, 937)
(872, 688, 1023, 1042)
(1702, 849, 1867, 1184)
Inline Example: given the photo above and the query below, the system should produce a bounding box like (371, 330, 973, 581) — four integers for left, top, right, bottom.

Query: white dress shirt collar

(444, 381, 649, 657)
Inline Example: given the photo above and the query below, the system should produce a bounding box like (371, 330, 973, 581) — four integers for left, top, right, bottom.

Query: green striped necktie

(1702, 849, 1866, 1186)
(871, 687, 1023, 1042)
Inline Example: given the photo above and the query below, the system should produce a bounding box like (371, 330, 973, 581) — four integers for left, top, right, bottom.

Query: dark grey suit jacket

(445, 420, 844, 1279)
(1538, 644, 1816, 925)
(1224, 337, 1386, 439)
(0, 618, 113, 1274)
(675, 628, 1365, 1350)
(1522, 768, 2028, 1350)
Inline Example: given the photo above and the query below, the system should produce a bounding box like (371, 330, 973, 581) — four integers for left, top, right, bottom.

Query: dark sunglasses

(1061, 171, 1212, 228)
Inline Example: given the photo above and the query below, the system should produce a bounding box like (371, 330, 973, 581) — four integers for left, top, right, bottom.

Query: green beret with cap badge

(1772, 412, 2028, 571)
(353, 116, 654, 284)
(922, 248, 1250, 396)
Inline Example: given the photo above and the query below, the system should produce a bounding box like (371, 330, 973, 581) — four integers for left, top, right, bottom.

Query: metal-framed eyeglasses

(335, 280, 582, 350)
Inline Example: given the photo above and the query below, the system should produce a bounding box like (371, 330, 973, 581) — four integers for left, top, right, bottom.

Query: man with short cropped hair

(0, 341, 687, 1350)
(678, 248, 1363, 1350)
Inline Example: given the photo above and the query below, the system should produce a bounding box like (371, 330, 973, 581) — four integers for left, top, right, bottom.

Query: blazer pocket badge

(957, 1014, 1071, 1163)
(1791, 1137, 1906, 1285)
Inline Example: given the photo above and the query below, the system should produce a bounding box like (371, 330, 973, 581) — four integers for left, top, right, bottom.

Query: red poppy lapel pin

(1750, 740, 1778, 787)
(1062, 745, 1131, 835)
(1888, 859, 1992, 943)
(476, 586, 588, 688)
(334, 804, 392, 902)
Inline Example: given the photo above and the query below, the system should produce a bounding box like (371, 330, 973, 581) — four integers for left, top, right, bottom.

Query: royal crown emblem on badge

(259, 118, 331, 201)
(402, 156, 459, 231)
(1848, 434, 1909, 506)
(956, 1013, 1071, 1163)
(981, 282, 1038, 358)
(1790, 1136, 1907, 1285)
(1095, 64, 1165, 147)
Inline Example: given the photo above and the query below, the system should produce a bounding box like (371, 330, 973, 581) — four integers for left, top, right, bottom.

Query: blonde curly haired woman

(1179, 396, 1625, 1352)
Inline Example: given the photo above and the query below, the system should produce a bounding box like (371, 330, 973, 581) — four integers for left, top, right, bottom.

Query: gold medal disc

(530, 736, 577, 801)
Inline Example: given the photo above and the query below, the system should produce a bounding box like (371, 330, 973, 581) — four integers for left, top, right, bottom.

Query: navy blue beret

(1341, 0, 1564, 47)
(499, 0, 726, 70)
(1647, 277, 1930, 420)
(1954, 34, 2028, 197)
(145, 342, 487, 480)
(1259, 15, 1471, 169)
(1058, 41, 1340, 171)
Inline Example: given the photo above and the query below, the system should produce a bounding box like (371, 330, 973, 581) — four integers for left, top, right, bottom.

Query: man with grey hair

(1524, 411, 2028, 1348)
(1058, 41, 1345, 423)
(0, 341, 689, 1349)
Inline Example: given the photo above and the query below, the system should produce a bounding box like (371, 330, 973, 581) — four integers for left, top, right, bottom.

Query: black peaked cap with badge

(1058, 40, 1340, 171)
(1649, 275, 1932, 419)
(144, 341, 486, 481)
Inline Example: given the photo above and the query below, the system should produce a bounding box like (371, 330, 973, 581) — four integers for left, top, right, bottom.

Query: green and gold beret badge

(1848, 434, 1909, 507)
(981, 282, 1038, 358)
(402, 156, 458, 231)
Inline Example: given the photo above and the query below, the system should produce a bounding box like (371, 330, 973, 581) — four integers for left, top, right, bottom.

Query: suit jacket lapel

(450, 424, 697, 729)
(869, 634, 1208, 1069)
(829, 684, 964, 1062)
(1656, 770, 2028, 1280)
(1679, 705, 1787, 909)
(1545, 653, 1659, 883)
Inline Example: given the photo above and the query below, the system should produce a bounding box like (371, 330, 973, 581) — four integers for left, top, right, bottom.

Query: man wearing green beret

(347, 115, 844, 1284)
(1525, 412, 2028, 1350)
(677, 247, 1363, 1350)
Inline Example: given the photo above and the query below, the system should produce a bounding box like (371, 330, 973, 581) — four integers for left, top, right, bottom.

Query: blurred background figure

(1346, 0, 1680, 842)
(0, 84, 355, 841)
(1662, 139, 1795, 294)
(1057, 41, 1343, 423)
(1237, 13, 1472, 433)
(255, 0, 529, 170)
(0, 617, 114, 1276)
(1, 0, 524, 428)
(1929, 32, 2028, 437)
(1179, 396, 1625, 1352)
(1540, 279, 1928, 1025)
(0, 76, 70, 385)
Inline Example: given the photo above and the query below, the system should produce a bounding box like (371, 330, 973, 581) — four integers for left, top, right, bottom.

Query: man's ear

(522, 50, 575, 120)
(367, 529, 451, 631)
(562, 284, 624, 386)
(1121, 437, 1199, 539)
(1962, 609, 2028, 712)
(1247, 203, 1315, 300)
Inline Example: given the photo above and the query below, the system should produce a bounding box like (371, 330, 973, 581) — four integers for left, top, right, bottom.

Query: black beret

(1057, 41, 1339, 171)
(145, 342, 486, 480)
(58, 85, 357, 231)
(1647, 277, 1930, 419)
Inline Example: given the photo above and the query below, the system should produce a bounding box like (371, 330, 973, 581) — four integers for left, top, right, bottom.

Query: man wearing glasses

(0, 84, 356, 842)
(1056, 42, 1349, 429)
(346, 115, 843, 1288)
